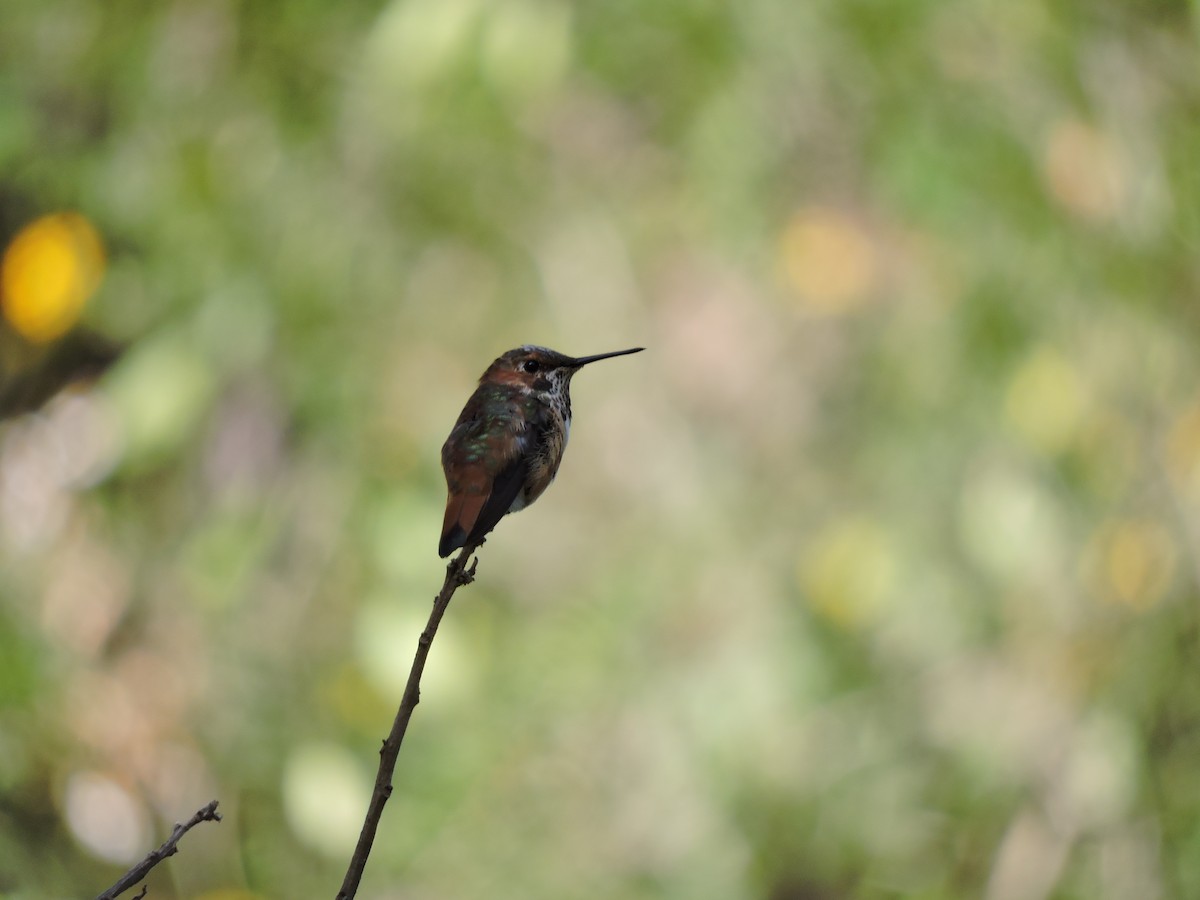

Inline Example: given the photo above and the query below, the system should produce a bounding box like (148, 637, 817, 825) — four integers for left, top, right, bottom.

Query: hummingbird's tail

(438, 506, 469, 558)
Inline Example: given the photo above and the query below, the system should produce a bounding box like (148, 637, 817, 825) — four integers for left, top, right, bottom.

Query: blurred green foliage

(2, 0, 1200, 898)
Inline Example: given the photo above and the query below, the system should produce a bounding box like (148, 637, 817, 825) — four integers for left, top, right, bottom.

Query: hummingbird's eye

(521, 359, 540, 373)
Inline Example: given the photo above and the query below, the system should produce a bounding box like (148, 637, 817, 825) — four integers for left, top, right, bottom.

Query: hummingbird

(439, 344, 644, 558)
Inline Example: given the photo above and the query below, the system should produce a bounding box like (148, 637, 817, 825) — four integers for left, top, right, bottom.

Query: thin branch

(336, 544, 480, 900)
(94, 800, 222, 900)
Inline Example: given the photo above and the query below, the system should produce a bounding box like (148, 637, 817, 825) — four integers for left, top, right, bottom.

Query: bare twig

(336, 545, 480, 899)
(94, 800, 222, 900)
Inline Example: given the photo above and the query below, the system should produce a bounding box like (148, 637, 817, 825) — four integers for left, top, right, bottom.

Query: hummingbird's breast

(514, 397, 570, 511)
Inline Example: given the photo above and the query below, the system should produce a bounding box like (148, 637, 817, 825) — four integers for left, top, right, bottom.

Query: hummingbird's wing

(438, 389, 531, 558)
(439, 456, 526, 558)
(457, 455, 526, 551)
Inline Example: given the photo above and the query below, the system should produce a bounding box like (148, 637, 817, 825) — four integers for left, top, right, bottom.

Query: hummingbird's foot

(448, 542, 481, 584)
(465, 539, 484, 579)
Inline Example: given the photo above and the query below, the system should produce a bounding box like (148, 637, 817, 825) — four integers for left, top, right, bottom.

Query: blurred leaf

(101, 330, 216, 471)
(0, 610, 38, 707)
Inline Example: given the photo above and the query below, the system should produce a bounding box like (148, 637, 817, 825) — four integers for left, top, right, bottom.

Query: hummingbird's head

(481, 345, 644, 397)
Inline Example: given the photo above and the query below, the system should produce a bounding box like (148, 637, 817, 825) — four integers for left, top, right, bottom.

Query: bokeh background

(2, 0, 1199, 898)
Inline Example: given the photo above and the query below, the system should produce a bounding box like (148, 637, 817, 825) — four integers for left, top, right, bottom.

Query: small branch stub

(94, 800, 222, 900)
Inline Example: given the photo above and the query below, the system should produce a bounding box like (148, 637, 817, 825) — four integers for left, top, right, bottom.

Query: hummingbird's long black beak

(569, 347, 645, 368)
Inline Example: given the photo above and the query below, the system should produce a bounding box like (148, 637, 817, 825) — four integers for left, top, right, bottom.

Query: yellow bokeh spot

(778, 207, 877, 315)
(799, 516, 896, 628)
(1088, 519, 1176, 612)
(1004, 347, 1086, 455)
(283, 742, 372, 857)
(1166, 401, 1200, 494)
(1042, 119, 1125, 224)
(319, 662, 391, 732)
(1, 212, 105, 344)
